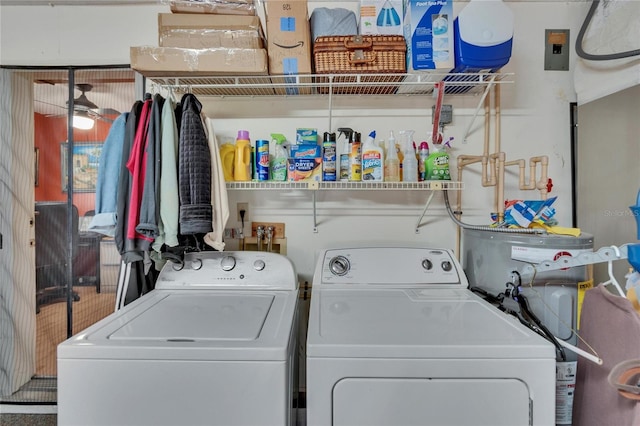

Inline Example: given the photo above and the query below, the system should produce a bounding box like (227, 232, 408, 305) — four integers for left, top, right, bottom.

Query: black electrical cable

(576, 0, 640, 61)
(517, 293, 567, 361)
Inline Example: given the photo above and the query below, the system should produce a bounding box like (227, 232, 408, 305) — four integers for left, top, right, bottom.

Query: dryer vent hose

(443, 190, 546, 235)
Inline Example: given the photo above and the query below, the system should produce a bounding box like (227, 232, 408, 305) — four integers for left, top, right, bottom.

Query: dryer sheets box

(404, 0, 454, 70)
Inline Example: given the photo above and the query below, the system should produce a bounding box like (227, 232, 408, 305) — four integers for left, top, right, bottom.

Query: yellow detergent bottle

(220, 141, 235, 181)
(234, 130, 251, 181)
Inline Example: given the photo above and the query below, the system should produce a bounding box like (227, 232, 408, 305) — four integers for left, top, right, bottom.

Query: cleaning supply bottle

(338, 127, 353, 181)
(234, 130, 251, 181)
(350, 132, 362, 182)
(361, 130, 384, 181)
(270, 133, 288, 181)
(425, 143, 451, 181)
(220, 140, 236, 181)
(322, 132, 337, 181)
(418, 142, 430, 181)
(400, 130, 417, 182)
(384, 131, 400, 182)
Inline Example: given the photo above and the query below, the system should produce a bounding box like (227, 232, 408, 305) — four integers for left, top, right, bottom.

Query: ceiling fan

(41, 83, 121, 127)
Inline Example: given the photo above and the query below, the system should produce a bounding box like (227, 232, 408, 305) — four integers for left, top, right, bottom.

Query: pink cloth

(572, 284, 640, 426)
(125, 99, 153, 243)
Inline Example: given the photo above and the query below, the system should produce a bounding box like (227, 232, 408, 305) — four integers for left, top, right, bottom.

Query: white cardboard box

(360, 0, 404, 36)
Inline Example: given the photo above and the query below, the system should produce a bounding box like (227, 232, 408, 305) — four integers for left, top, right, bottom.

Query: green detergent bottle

(270, 133, 289, 181)
(425, 143, 450, 181)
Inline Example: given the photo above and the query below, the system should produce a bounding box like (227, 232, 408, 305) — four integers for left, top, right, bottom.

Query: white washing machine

(306, 247, 556, 426)
(58, 251, 299, 426)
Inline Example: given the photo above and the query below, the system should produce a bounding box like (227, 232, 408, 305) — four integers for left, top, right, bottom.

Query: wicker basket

(313, 35, 407, 94)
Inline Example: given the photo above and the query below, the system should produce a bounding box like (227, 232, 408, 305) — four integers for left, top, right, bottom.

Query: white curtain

(0, 69, 36, 396)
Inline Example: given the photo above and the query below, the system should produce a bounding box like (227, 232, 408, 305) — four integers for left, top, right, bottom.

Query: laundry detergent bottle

(362, 131, 384, 181)
(234, 130, 251, 181)
(220, 141, 236, 181)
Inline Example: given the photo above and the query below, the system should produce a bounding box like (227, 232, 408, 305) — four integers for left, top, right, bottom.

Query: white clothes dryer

(58, 251, 299, 426)
(306, 247, 556, 426)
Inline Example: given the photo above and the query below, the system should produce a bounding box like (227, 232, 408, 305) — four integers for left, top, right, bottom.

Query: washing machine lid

(307, 288, 555, 359)
(58, 289, 298, 361)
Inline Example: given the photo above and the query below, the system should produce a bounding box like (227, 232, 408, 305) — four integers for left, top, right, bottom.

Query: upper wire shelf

(146, 72, 512, 97)
(226, 181, 464, 190)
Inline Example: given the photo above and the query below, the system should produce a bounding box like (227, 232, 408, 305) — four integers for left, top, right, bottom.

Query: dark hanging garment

(115, 101, 143, 261)
(178, 93, 213, 235)
(136, 93, 165, 249)
(125, 98, 153, 253)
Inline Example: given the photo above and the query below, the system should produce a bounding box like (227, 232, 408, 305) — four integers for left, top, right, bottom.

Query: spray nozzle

(337, 127, 354, 139)
(270, 133, 287, 144)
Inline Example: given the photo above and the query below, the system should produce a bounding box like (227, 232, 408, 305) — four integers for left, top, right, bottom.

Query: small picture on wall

(60, 142, 103, 192)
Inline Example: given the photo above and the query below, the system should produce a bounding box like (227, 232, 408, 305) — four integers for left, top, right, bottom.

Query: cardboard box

(360, 0, 404, 36)
(158, 13, 265, 49)
(130, 46, 268, 76)
(169, 0, 256, 16)
(404, 0, 454, 70)
(264, 0, 312, 94)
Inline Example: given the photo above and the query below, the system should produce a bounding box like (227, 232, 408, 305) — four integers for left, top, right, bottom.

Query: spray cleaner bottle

(400, 130, 417, 182)
(384, 131, 400, 182)
(270, 133, 289, 181)
(362, 130, 384, 181)
(337, 127, 353, 181)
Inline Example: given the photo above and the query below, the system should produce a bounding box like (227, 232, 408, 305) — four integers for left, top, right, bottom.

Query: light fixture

(73, 111, 95, 130)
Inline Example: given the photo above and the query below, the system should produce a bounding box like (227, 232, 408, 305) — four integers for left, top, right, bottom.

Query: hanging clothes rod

(520, 244, 633, 277)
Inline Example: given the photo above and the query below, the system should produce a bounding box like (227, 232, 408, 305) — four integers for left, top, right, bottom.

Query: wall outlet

(237, 202, 249, 222)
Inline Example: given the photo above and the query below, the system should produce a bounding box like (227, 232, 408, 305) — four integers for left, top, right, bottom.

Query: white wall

(0, 1, 590, 282)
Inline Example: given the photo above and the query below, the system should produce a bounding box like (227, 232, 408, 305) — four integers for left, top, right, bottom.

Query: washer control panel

(317, 247, 467, 287)
(156, 251, 297, 290)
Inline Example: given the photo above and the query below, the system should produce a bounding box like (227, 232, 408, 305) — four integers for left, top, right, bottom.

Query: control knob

(221, 255, 236, 271)
(441, 260, 453, 272)
(329, 256, 350, 276)
(422, 259, 433, 270)
(253, 259, 266, 271)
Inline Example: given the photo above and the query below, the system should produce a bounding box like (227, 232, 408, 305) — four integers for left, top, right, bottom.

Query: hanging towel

(178, 93, 213, 235)
(89, 112, 128, 237)
(152, 96, 180, 252)
(572, 284, 640, 426)
(204, 117, 229, 251)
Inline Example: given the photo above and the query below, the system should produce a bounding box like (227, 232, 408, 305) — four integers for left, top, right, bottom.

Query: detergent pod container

(452, 0, 514, 73)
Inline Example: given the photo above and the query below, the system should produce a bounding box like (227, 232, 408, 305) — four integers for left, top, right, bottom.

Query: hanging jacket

(89, 112, 128, 237)
(115, 101, 143, 261)
(152, 96, 180, 252)
(178, 93, 213, 235)
(125, 98, 153, 251)
(136, 93, 165, 249)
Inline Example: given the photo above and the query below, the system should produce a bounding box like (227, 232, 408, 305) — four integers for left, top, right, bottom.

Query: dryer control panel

(315, 247, 468, 287)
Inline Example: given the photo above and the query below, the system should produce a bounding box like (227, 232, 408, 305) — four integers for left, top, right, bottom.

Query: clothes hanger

(602, 245, 626, 298)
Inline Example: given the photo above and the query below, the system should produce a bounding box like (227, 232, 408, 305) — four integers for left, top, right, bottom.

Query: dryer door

(333, 377, 531, 426)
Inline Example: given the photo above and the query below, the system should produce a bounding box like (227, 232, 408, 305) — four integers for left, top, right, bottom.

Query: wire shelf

(226, 181, 464, 190)
(146, 72, 511, 98)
